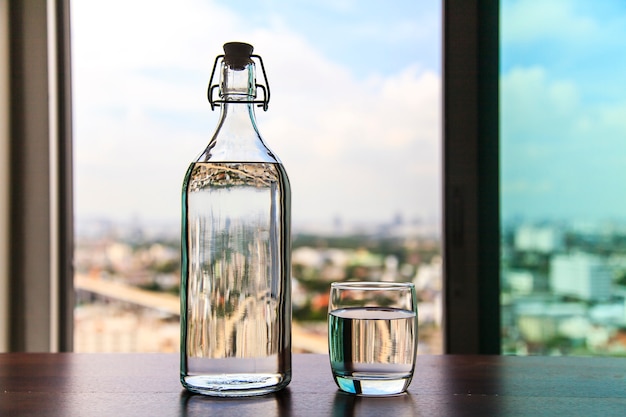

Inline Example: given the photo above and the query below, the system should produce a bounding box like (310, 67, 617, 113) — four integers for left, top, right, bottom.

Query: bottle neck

(199, 63, 277, 163)
(216, 99, 259, 138)
(221, 60, 256, 97)
(217, 60, 259, 136)
(217, 60, 260, 140)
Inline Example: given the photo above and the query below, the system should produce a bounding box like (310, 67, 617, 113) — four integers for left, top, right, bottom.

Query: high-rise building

(550, 253, 612, 301)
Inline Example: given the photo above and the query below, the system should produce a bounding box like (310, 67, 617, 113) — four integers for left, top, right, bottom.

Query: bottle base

(182, 373, 290, 397)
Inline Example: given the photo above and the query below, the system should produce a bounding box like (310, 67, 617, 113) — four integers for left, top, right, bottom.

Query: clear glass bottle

(180, 42, 291, 397)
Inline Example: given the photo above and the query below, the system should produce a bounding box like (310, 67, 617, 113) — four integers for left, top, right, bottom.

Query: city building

(515, 225, 564, 253)
(550, 253, 612, 301)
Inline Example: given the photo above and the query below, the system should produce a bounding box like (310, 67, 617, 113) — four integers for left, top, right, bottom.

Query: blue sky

(500, 0, 626, 224)
(72, 0, 626, 230)
(217, 0, 441, 75)
(71, 0, 442, 229)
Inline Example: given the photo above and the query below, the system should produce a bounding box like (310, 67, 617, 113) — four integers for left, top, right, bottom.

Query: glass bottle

(180, 42, 291, 397)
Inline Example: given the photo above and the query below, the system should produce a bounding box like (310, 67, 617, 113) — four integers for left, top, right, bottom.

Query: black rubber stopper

(223, 42, 254, 70)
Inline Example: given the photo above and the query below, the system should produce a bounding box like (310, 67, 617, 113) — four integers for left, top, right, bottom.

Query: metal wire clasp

(207, 54, 271, 111)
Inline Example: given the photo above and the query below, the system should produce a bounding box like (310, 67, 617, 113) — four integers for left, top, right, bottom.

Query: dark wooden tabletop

(1, 353, 625, 416)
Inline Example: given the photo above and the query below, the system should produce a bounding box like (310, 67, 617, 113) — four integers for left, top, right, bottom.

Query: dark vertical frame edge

(443, 0, 500, 354)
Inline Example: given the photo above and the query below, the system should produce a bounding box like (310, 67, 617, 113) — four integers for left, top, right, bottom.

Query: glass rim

(330, 281, 415, 291)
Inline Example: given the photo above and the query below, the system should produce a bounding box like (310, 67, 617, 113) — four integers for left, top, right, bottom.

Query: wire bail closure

(207, 54, 271, 111)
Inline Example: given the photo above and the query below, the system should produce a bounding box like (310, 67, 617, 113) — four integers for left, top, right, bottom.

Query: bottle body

(181, 161, 291, 396)
(180, 42, 291, 396)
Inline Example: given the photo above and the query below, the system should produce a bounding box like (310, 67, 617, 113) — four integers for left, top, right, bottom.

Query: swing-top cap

(223, 42, 254, 70)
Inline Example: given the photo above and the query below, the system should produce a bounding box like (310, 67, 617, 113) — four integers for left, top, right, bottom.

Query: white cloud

(500, 66, 581, 141)
(72, 0, 441, 225)
(500, 61, 626, 221)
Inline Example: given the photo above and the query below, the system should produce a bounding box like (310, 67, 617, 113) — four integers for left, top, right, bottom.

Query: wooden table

(1, 353, 625, 416)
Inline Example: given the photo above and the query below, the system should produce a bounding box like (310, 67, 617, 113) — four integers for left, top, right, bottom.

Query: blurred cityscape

(75, 215, 626, 356)
(502, 219, 626, 356)
(74, 216, 443, 354)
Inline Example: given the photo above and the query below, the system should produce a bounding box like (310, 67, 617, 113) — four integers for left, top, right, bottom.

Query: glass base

(182, 373, 290, 397)
(333, 374, 412, 396)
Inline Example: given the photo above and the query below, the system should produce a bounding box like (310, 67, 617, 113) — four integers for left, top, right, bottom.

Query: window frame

(3, 0, 73, 352)
(443, 0, 500, 354)
(0, 0, 9, 352)
(2, 0, 500, 353)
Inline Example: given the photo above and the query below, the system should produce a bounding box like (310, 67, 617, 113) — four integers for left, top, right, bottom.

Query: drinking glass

(328, 282, 418, 396)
